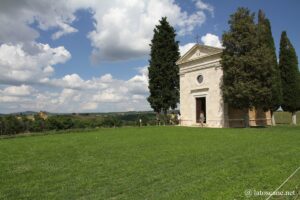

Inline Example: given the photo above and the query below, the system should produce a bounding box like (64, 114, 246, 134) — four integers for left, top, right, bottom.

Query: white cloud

(201, 33, 222, 48)
(0, 66, 151, 113)
(1, 85, 35, 96)
(86, 0, 213, 62)
(0, 0, 214, 62)
(60, 74, 85, 89)
(179, 42, 196, 56)
(0, 85, 35, 105)
(0, 42, 71, 85)
(81, 102, 98, 110)
(92, 88, 124, 103)
(132, 94, 145, 100)
(195, 0, 214, 17)
(58, 89, 81, 105)
(51, 22, 78, 40)
(179, 33, 221, 56)
(99, 74, 113, 82)
(0, 1, 216, 113)
(0, 96, 22, 103)
(0, 0, 79, 42)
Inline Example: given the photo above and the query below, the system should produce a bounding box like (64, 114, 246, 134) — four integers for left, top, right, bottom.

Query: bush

(0, 112, 167, 136)
(101, 116, 122, 127)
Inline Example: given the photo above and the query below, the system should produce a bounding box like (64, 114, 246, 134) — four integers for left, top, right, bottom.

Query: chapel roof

(176, 44, 223, 65)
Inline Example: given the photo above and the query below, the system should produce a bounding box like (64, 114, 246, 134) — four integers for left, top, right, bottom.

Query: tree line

(0, 114, 117, 135)
(0, 113, 179, 136)
(222, 8, 300, 125)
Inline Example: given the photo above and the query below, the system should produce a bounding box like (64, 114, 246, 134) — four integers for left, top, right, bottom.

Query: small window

(197, 75, 203, 84)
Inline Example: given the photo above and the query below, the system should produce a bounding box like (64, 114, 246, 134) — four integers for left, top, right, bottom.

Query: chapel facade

(176, 44, 272, 128)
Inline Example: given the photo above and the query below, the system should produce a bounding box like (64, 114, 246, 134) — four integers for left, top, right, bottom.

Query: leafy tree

(30, 114, 46, 132)
(148, 17, 180, 122)
(257, 10, 282, 125)
(60, 116, 74, 129)
(20, 115, 31, 133)
(1, 115, 22, 135)
(46, 116, 75, 130)
(221, 8, 273, 112)
(278, 31, 300, 124)
(101, 116, 122, 127)
(0, 117, 4, 135)
(47, 116, 61, 130)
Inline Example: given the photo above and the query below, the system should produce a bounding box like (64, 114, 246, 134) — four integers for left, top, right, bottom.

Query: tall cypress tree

(279, 31, 300, 124)
(221, 8, 273, 111)
(257, 10, 282, 125)
(147, 17, 180, 121)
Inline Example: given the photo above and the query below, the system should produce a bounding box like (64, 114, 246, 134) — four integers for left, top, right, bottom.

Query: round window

(197, 75, 203, 84)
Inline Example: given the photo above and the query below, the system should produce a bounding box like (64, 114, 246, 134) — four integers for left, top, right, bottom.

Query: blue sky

(0, 0, 299, 113)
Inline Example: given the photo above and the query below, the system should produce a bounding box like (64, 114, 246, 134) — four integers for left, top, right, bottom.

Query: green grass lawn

(0, 126, 299, 199)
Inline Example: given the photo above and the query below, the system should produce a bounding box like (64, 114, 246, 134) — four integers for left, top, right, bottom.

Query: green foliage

(0, 115, 32, 135)
(29, 114, 46, 132)
(0, 112, 159, 135)
(221, 8, 274, 110)
(0, 126, 300, 199)
(47, 116, 75, 130)
(20, 115, 31, 132)
(101, 116, 122, 127)
(279, 31, 300, 112)
(148, 17, 180, 114)
(257, 10, 282, 111)
(0, 115, 21, 135)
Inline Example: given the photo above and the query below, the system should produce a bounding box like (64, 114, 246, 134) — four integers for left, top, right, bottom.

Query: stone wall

(227, 107, 272, 127)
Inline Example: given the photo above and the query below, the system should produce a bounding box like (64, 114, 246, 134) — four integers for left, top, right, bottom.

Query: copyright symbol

(244, 189, 252, 198)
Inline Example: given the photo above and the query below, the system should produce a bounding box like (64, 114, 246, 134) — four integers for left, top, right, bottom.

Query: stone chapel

(176, 44, 272, 128)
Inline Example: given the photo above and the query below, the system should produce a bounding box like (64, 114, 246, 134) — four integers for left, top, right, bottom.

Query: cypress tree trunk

(292, 112, 297, 125)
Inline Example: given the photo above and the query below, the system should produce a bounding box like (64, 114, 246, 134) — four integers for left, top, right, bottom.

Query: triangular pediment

(176, 44, 223, 65)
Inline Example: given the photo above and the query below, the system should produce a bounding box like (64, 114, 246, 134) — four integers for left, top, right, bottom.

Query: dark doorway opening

(196, 97, 206, 123)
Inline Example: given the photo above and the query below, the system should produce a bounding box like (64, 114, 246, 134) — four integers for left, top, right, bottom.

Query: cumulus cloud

(81, 102, 98, 110)
(201, 33, 222, 48)
(0, 0, 214, 62)
(0, 66, 150, 113)
(179, 43, 196, 56)
(0, 42, 71, 85)
(1, 85, 35, 96)
(92, 89, 123, 103)
(179, 33, 221, 56)
(87, 0, 212, 62)
(0, 0, 79, 42)
(0, 0, 216, 113)
(51, 23, 78, 40)
(0, 84, 35, 106)
(195, 0, 214, 17)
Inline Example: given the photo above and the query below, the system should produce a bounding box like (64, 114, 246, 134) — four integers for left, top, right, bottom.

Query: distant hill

(8, 111, 38, 116)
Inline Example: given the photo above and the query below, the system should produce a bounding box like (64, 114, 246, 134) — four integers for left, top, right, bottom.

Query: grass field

(0, 126, 299, 199)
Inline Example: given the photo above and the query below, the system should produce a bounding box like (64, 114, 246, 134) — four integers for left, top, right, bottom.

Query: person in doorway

(200, 111, 205, 127)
